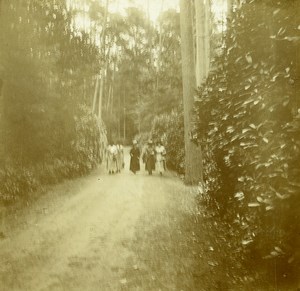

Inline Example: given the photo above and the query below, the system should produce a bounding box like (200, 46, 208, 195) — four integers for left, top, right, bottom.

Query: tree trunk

(0, 78, 3, 98)
(98, 0, 109, 120)
(227, 0, 233, 21)
(98, 69, 104, 118)
(123, 91, 126, 140)
(110, 61, 116, 114)
(195, 0, 210, 85)
(110, 86, 114, 114)
(106, 83, 112, 111)
(118, 89, 121, 139)
(204, 0, 210, 77)
(195, 0, 206, 86)
(146, 0, 152, 65)
(180, 0, 203, 184)
(83, 77, 86, 102)
(92, 76, 99, 114)
(156, 0, 164, 91)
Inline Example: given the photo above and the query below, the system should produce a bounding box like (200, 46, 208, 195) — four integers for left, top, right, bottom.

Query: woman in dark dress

(130, 140, 140, 174)
(143, 140, 156, 175)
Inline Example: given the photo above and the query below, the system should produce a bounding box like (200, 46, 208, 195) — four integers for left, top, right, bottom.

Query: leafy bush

(150, 109, 185, 173)
(0, 2, 107, 205)
(194, 0, 300, 279)
(0, 166, 39, 203)
(0, 105, 104, 204)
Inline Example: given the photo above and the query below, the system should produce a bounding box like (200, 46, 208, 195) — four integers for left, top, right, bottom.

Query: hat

(132, 140, 137, 145)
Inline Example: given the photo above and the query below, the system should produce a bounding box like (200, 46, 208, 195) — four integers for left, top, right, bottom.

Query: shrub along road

(0, 150, 289, 291)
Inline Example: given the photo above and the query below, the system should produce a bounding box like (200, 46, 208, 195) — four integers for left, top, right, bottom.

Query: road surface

(0, 148, 288, 291)
(0, 149, 205, 291)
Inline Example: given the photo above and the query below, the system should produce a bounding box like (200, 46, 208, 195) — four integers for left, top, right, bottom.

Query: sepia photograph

(0, 0, 299, 290)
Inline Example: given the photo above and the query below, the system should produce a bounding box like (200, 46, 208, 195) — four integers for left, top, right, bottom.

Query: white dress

(107, 145, 118, 172)
(116, 144, 124, 171)
(155, 145, 166, 173)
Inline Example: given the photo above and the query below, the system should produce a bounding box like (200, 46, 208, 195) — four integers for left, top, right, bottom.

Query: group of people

(130, 139, 166, 176)
(106, 142, 124, 174)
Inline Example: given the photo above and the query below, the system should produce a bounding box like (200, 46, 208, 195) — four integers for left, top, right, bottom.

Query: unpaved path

(0, 149, 201, 291)
(0, 149, 280, 291)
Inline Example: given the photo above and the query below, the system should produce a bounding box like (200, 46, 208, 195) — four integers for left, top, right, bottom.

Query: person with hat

(143, 140, 156, 175)
(130, 140, 140, 174)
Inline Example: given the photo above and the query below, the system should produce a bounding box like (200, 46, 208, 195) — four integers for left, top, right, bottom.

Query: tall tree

(195, 0, 206, 86)
(195, 0, 211, 86)
(179, 0, 203, 184)
(98, 0, 109, 120)
(204, 0, 210, 75)
(227, 0, 234, 20)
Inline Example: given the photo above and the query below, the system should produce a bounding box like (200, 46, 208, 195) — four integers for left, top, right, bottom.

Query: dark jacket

(130, 147, 140, 173)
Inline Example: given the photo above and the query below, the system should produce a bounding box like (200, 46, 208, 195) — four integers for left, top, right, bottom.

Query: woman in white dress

(155, 141, 166, 176)
(116, 143, 124, 173)
(107, 142, 118, 174)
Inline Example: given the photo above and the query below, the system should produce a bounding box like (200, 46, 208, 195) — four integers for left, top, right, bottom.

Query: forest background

(0, 0, 299, 286)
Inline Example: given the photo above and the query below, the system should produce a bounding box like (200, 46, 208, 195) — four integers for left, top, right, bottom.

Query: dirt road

(0, 149, 205, 291)
(0, 148, 288, 291)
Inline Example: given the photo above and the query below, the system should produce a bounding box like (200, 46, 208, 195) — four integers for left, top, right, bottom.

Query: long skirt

(145, 156, 155, 173)
(107, 155, 117, 173)
(130, 156, 140, 173)
(117, 152, 124, 171)
(156, 159, 165, 173)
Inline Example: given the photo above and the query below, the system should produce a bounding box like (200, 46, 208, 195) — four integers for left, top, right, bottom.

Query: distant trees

(0, 0, 186, 203)
(81, 2, 183, 142)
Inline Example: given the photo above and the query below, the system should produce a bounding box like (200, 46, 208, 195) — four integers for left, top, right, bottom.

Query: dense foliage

(150, 109, 184, 173)
(194, 0, 300, 279)
(0, 1, 106, 203)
